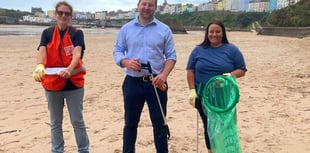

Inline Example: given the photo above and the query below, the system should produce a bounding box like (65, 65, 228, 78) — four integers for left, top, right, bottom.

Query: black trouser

(122, 75, 168, 153)
(196, 97, 211, 149)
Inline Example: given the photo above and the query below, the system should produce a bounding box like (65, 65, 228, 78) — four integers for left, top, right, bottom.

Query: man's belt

(129, 74, 157, 82)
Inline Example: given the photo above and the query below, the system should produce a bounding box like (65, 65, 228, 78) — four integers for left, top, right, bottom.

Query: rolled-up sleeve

(113, 29, 127, 67)
(164, 29, 177, 62)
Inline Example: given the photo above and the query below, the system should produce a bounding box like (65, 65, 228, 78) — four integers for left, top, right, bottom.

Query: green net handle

(202, 75, 240, 113)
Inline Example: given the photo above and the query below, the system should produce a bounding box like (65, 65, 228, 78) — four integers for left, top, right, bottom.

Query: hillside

(157, 0, 309, 30)
(267, 0, 310, 27)
(1, 0, 309, 28)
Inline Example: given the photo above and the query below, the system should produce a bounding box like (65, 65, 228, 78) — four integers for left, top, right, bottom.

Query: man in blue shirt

(113, 0, 177, 152)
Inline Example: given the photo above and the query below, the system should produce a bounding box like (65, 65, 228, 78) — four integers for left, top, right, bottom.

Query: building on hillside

(118, 11, 135, 19)
(46, 10, 54, 18)
(31, 7, 44, 17)
(31, 7, 43, 14)
(278, 0, 301, 9)
(74, 12, 93, 20)
(95, 11, 108, 20)
(259, 0, 270, 12)
(198, 3, 208, 11)
(22, 15, 52, 23)
(172, 4, 182, 14)
(207, 1, 217, 11)
(248, 0, 269, 12)
(277, 0, 288, 9)
(240, 0, 251, 12)
(269, 0, 278, 12)
(215, 0, 225, 11)
(160, 0, 168, 14)
(288, 0, 301, 5)
(224, 0, 229, 11)
(160, 0, 182, 14)
(229, 0, 242, 12)
(183, 7, 193, 13)
(248, 0, 260, 12)
(159, 0, 169, 14)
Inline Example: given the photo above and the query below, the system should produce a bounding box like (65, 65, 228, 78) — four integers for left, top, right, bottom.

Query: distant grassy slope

(267, 0, 310, 27)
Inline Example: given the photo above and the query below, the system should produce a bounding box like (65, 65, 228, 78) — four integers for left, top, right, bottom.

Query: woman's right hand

(33, 64, 45, 82)
(189, 89, 197, 108)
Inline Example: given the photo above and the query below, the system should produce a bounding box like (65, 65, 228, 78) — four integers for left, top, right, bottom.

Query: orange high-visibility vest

(42, 26, 86, 91)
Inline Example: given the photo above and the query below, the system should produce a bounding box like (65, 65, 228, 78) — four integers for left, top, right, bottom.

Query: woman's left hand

(59, 69, 71, 79)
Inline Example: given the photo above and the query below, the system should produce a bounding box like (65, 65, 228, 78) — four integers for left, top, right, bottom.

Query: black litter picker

(141, 61, 171, 140)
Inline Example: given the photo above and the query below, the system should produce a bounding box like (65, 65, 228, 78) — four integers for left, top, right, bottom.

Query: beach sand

(0, 29, 309, 153)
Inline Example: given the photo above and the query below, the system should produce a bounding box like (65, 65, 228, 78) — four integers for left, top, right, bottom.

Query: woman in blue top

(186, 19, 247, 153)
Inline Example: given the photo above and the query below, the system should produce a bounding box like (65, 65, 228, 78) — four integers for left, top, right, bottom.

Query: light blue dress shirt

(113, 17, 177, 77)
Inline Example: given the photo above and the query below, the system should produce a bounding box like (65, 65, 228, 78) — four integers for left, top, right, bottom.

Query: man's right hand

(121, 58, 141, 71)
(189, 89, 197, 108)
(33, 64, 45, 82)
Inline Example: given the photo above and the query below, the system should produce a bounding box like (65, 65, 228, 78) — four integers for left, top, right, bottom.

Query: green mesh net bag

(202, 75, 242, 153)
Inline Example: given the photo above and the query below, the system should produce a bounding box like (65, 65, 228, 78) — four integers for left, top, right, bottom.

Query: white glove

(189, 89, 197, 108)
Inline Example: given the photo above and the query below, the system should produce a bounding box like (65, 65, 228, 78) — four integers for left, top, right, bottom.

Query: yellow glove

(189, 89, 197, 108)
(223, 72, 236, 81)
(33, 64, 45, 82)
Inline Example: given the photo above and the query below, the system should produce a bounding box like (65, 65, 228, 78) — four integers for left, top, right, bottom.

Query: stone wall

(259, 26, 310, 38)
(185, 26, 251, 32)
(185, 26, 205, 31)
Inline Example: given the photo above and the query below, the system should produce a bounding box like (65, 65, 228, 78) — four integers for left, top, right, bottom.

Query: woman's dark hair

(198, 19, 229, 48)
(55, 1, 73, 15)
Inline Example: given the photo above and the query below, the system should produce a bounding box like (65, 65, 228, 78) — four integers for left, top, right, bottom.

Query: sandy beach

(0, 27, 309, 153)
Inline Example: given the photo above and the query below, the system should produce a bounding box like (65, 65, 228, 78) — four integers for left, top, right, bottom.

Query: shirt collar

(134, 16, 157, 26)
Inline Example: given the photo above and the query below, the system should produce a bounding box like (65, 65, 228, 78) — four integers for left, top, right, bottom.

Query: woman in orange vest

(32, 1, 89, 153)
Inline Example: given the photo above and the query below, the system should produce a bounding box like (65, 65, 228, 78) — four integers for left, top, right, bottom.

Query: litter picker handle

(141, 61, 171, 139)
(140, 62, 152, 74)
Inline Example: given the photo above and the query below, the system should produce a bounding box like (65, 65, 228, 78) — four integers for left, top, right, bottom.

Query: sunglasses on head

(56, 10, 71, 17)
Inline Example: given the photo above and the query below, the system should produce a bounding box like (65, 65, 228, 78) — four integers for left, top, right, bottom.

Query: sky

(0, 0, 209, 12)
